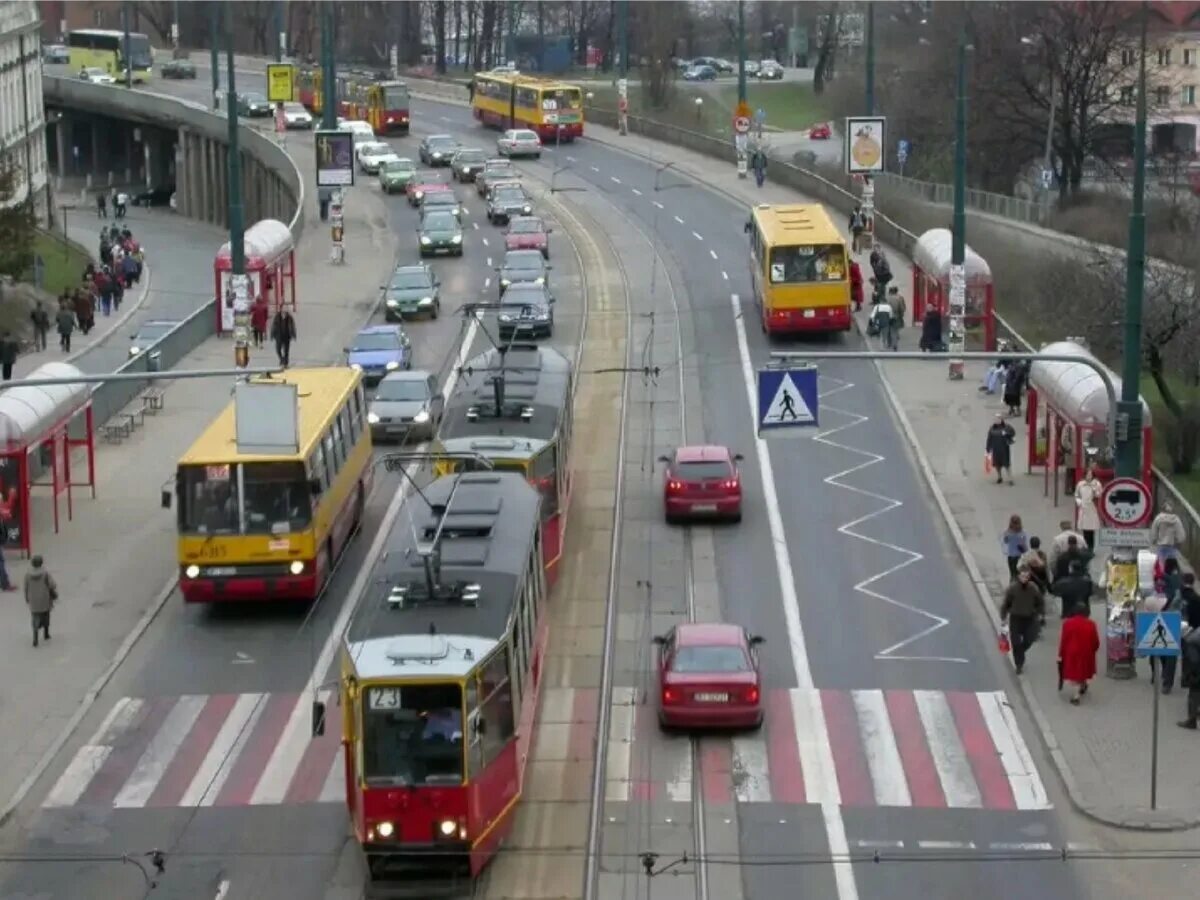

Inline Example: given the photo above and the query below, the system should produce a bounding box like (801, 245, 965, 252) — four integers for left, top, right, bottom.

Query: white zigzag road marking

(814, 374, 968, 663)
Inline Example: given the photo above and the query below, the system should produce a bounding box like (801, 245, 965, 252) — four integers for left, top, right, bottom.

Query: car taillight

(723, 480, 739, 491)
(662, 688, 679, 704)
(745, 686, 760, 704)
(667, 480, 683, 492)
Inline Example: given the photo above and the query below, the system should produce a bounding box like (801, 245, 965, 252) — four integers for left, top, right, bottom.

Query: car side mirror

(652, 635, 667, 646)
(749, 635, 765, 646)
(311, 699, 326, 737)
(657, 455, 670, 464)
(545, 264, 553, 270)
(734, 453, 745, 462)
(547, 295, 556, 304)
(310, 477, 323, 496)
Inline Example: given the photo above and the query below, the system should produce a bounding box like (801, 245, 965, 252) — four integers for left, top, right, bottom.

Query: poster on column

(0, 455, 22, 549)
(315, 130, 355, 188)
(220, 270, 261, 332)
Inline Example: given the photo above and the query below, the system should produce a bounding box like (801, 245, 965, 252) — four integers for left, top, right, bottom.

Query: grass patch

(23, 231, 90, 299)
(715, 82, 828, 131)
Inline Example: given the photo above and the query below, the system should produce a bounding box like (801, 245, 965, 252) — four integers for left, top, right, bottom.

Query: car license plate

(691, 503, 717, 513)
(208, 567, 236, 577)
(387, 426, 407, 434)
(694, 692, 728, 703)
(803, 309, 816, 318)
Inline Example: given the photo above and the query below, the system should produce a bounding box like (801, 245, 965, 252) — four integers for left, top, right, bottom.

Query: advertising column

(845, 116, 885, 254)
(947, 263, 966, 380)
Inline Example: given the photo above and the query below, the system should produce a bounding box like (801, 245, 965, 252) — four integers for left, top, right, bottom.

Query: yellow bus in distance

(746, 203, 851, 335)
(67, 29, 154, 83)
(472, 72, 584, 142)
(174, 368, 373, 603)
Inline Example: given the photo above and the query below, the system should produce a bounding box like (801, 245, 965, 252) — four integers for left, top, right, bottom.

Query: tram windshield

(361, 683, 464, 786)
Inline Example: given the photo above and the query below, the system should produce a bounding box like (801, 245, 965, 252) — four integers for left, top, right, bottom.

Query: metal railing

(875, 172, 1053, 226)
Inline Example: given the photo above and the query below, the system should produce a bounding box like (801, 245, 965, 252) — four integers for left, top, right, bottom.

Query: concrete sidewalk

(0, 142, 396, 824)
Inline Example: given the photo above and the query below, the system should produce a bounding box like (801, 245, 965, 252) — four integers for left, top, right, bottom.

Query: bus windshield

(768, 244, 847, 284)
(362, 683, 464, 786)
(178, 461, 314, 535)
(546, 88, 582, 109)
(123, 34, 153, 68)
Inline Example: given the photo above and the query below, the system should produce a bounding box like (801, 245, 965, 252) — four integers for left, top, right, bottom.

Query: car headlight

(377, 821, 395, 839)
(451, 235, 462, 244)
(500, 278, 511, 286)
(129, 346, 140, 356)
(289, 560, 305, 575)
(432, 151, 442, 158)
(386, 298, 398, 307)
(367, 412, 381, 426)
(413, 410, 430, 424)
(415, 191, 424, 199)
(351, 363, 363, 372)
(499, 314, 513, 322)
(420, 236, 431, 244)
(184, 565, 200, 579)
(535, 276, 545, 284)
(418, 296, 433, 306)
(438, 819, 456, 837)
(522, 206, 532, 214)
(385, 361, 400, 371)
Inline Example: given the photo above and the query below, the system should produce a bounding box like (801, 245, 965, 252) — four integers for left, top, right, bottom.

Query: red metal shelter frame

(1026, 341, 1153, 513)
(911, 227, 997, 350)
(214, 219, 297, 335)
(0, 362, 96, 556)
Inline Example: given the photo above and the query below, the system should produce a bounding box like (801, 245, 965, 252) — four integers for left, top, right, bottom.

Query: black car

(496, 283, 555, 340)
(161, 59, 197, 79)
(419, 134, 459, 166)
(497, 249, 550, 297)
(451, 148, 488, 182)
(488, 185, 533, 225)
(134, 185, 175, 207)
(237, 91, 272, 117)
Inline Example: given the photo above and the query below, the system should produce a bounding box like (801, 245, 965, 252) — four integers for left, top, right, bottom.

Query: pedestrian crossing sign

(757, 367, 819, 432)
(1135, 610, 1182, 657)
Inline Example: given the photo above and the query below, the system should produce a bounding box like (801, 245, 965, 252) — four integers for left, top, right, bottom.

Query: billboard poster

(315, 130, 355, 188)
(0, 455, 22, 549)
(845, 116, 886, 175)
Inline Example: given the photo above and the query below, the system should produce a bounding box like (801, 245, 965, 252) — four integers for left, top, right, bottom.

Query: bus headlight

(184, 565, 200, 579)
(438, 819, 456, 837)
(367, 412, 380, 424)
(289, 560, 305, 576)
(377, 821, 395, 838)
(522, 205, 531, 214)
(534, 276, 545, 284)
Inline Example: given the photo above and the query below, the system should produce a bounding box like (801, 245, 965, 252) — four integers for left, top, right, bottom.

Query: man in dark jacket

(271, 309, 297, 366)
(30, 300, 50, 351)
(1050, 560, 1093, 619)
(1002, 567, 1045, 674)
(0, 332, 18, 381)
(56, 304, 76, 352)
(1180, 573, 1200, 626)
(1178, 607, 1200, 730)
(1053, 534, 1092, 582)
(985, 415, 1016, 485)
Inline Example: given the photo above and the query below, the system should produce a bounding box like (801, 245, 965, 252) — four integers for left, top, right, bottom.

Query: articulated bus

(746, 202, 852, 335)
(296, 69, 411, 134)
(173, 368, 373, 603)
(472, 73, 584, 142)
(314, 471, 548, 891)
(433, 344, 573, 582)
(67, 28, 153, 83)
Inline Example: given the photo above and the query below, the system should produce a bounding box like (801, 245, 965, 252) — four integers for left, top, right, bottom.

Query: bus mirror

(744, 219, 752, 233)
(161, 489, 172, 509)
(311, 700, 326, 737)
(309, 478, 324, 496)
(652, 635, 666, 646)
(656, 455, 670, 464)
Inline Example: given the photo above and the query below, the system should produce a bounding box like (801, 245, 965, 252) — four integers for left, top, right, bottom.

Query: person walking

(1019, 535, 1050, 593)
(1181, 572, 1200, 627)
(251, 297, 269, 348)
(1073, 464, 1103, 552)
(1150, 502, 1186, 564)
(1002, 567, 1045, 675)
(56, 302, 76, 352)
(0, 331, 18, 381)
(96, 192, 107, 219)
(1003, 360, 1026, 417)
(0, 514, 15, 593)
(1058, 602, 1100, 705)
(1050, 560, 1094, 619)
(115, 190, 129, 219)
(1048, 519, 1086, 576)
(30, 300, 50, 351)
(1178, 607, 1200, 730)
(751, 147, 767, 188)
(1001, 514, 1028, 581)
(919, 305, 943, 352)
(849, 259, 864, 311)
(271, 308, 297, 366)
(23, 555, 57, 648)
(849, 206, 867, 253)
(986, 415, 1016, 485)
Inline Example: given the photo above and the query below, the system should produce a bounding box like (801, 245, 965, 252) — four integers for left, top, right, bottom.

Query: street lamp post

(209, 4, 220, 110)
(320, 3, 337, 130)
(865, 2, 875, 115)
(948, 18, 969, 381)
(224, 2, 249, 373)
(274, 0, 285, 62)
(1117, 5, 1149, 479)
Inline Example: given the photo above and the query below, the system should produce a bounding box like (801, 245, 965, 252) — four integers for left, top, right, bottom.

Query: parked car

(451, 147, 489, 182)
(128, 319, 179, 359)
(378, 157, 417, 194)
(419, 134, 460, 166)
(475, 158, 519, 197)
(744, 60, 761, 77)
(654, 623, 764, 730)
(43, 44, 70, 64)
(683, 65, 717, 82)
(356, 141, 393, 174)
(712, 58, 735, 73)
(367, 370, 444, 442)
(658, 444, 744, 523)
(281, 102, 313, 128)
(504, 216, 552, 258)
(382, 263, 440, 321)
(237, 91, 271, 116)
(162, 59, 197, 79)
(407, 172, 449, 207)
(497, 249, 550, 296)
(758, 59, 784, 80)
(809, 122, 832, 140)
(79, 67, 115, 85)
(487, 184, 533, 225)
(497, 128, 542, 159)
(418, 209, 464, 257)
(496, 283, 554, 340)
(133, 185, 176, 207)
(346, 325, 412, 385)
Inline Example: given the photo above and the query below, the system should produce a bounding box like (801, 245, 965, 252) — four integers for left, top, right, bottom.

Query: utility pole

(865, 2, 875, 115)
(121, 2, 133, 88)
(947, 15, 968, 381)
(224, 1, 248, 372)
(617, 0, 628, 77)
(320, 3, 337, 129)
(210, 3, 220, 110)
(737, 0, 747, 103)
(274, 0, 285, 62)
(1117, 4, 1148, 478)
(171, 0, 180, 51)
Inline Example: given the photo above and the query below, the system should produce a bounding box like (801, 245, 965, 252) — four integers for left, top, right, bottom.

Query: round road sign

(734, 115, 751, 135)
(1099, 477, 1153, 527)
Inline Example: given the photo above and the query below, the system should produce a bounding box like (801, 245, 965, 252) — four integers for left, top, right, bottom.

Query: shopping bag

(997, 629, 1010, 654)
(984, 452, 994, 475)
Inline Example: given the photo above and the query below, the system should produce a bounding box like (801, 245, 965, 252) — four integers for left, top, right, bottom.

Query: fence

(874, 173, 1052, 227)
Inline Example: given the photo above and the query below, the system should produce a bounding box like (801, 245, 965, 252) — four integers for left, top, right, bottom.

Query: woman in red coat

(1058, 603, 1099, 704)
(850, 261, 864, 311)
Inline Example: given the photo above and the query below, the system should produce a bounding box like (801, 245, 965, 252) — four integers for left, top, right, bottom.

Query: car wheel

(730, 511, 743, 524)
(431, 302, 440, 319)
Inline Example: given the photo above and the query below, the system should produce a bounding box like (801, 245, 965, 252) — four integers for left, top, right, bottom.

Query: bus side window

(464, 674, 483, 780)
(323, 432, 339, 483)
(341, 405, 358, 447)
(309, 446, 328, 492)
(331, 417, 347, 469)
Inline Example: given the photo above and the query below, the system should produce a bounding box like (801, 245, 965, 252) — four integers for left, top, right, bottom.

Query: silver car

(367, 370, 443, 442)
(497, 128, 542, 159)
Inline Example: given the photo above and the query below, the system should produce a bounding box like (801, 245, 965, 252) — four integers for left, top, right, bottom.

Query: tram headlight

(377, 821, 395, 838)
(289, 560, 305, 575)
(438, 818, 457, 837)
(184, 565, 200, 579)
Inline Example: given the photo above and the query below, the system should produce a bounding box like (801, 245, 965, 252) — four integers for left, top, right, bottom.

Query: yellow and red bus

(472, 72, 584, 142)
(747, 203, 852, 335)
(318, 471, 548, 890)
(296, 70, 411, 134)
(173, 368, 373, 603)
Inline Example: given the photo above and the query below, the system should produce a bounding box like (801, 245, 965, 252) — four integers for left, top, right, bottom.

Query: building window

(1155, 85, 1171, 106)
(1120, 85, 1135, 105)
(1186, 48, 1198, 67)
(1158, 47, 1173, 66)
(1184, 85, 1197, 106)
(1121, 49, 1136, 66)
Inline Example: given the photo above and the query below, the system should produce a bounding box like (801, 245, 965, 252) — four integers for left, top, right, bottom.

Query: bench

(141, 386, 166, 414)
(98, 420, 131, 443)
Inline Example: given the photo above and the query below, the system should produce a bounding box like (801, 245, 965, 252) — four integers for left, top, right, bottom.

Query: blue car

(346, 324, 412, 385)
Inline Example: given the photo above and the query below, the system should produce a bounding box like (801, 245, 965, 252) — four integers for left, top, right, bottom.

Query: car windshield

(390, 270, 431, 290)
(509, 220, 542, 234)
(243, 93, 265, 103)
(283, 103, 305, 113)
(496, 190, 526, 203)
(428, 137, 456, 149)
(352, 332, 401, 352)
(375, 378, 429, 402)
(423, 212, 458, 230)
(513, 131, 538, 141)
(675, 460, 731, 479)
(424, 192, 455, 203)
(486, 163, 515, 176)
(178, 462, 314, 535)
(381, 159, 414, 173)
(505, 252, 543, 270)
(361, 683, 464, 786)
(384, 86, 409, 107)
(671, 644, 750, 673)
(768, 244, 847, 284)
(456, 150, 485, 163)
(364, 144, 389, 156)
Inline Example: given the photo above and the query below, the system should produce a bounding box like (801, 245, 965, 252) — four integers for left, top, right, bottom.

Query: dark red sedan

(407, 175, 450, 207)
(659, 444, 743, 523)
(655, 623, 764, 730)
(809, 122, 832, 140)
(504, 216, 552, 258)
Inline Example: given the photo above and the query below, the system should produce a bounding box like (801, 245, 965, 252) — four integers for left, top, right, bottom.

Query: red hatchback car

(655, 623, 765, 730)
(505, 216, 552, 258)
(407, 176, 449, 207)
(659, 445, 744, 523)
(809, 122, 832, 140)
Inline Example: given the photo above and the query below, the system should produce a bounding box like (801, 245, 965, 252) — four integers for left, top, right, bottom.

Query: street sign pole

(1135, 607, 1182, 810)
(1151, 681, 1160, 809)
(734, 102, 752, 178)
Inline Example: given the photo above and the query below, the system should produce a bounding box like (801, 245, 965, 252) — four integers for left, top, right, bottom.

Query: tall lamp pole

(320, 3, 337, 130)
(209, 4, 220, 109)
(865, 2, 875, 114)
(121, 2, 133, 88)
(224, 1, 248, 372)
(737, 0, 747, 103)
(947, 15, 969, 381)
(1117, 5, 1148, 478)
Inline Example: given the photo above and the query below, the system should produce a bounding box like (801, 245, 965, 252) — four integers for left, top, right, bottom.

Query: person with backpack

(849, 206, 867, 253)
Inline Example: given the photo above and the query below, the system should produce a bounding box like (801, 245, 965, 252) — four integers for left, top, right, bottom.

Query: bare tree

(434, 0, 448, 73)
(634, 1, 678, 109)
(812, 4, 842, 94)
(0, 154, 36, 281)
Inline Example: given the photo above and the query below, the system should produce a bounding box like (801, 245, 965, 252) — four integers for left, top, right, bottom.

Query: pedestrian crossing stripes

(606, 687, 1050, 811)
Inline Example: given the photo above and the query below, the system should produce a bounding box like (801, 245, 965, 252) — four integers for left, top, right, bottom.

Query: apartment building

(0, 0, 47, 214)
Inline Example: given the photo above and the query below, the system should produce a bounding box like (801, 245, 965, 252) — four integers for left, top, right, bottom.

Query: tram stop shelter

(0, 362, 96, 555)
(911, 228, 997, 350)
(214, 218, 296, 336)
(1027, 341, 1153, 508)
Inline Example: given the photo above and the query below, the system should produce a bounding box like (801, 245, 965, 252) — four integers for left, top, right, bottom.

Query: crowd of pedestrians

(44, 225, 145, 356)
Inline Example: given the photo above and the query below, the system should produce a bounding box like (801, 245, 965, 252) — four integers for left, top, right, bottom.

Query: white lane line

(918, 840, 975, 850)
(566, 155, 577, 162)
(590, 165, 600, 172)
(731, 736, 772, 803)
(318, 747, 345, 803)
(664, 747, 692, 803)
(631, 187, 642, 196)
(605, 686, 635, 802)
(481, 237, 489, 246)
(44, 698, 144, 808)
(852, 689, 912, 808)
(732, 291, 857, 900)
(652, 200, 664, 210)
(250, 689, 333, 805)
(486, 257, 492, 267)
(722, 270, 729, 280)
(214, 880, 231, 900)
(439, 115, 452, 122)
(484, 277, 491, 289)
(990, 842, 1054, 852)
(674, 215, 685, 225)
(187, 693, 267, 807)
(976, 691, 1050, 810)
(856, 840, 905, 850)
(692, 231, 704, 241)
(114, 695, 208, 808)
(473, 221, 479, 230)
(709, 249, 718, 260)
(913, 690, 982, 809)
(610, 175, 622, 184)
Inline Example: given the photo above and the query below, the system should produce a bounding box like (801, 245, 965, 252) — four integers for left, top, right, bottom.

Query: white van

(337, 119, 376, 143)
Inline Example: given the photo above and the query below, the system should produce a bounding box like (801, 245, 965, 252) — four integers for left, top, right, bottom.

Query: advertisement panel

(845, 116, 886, 175)
(266, 64, 295, 103)
(315, 130, 355, 187)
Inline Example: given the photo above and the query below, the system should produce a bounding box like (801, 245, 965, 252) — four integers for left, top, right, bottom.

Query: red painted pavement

(947, 691, 1016, 811)
(821, 689, 874, 807)
(146, 693, 238, 808)
(884, 690, 946, 809)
